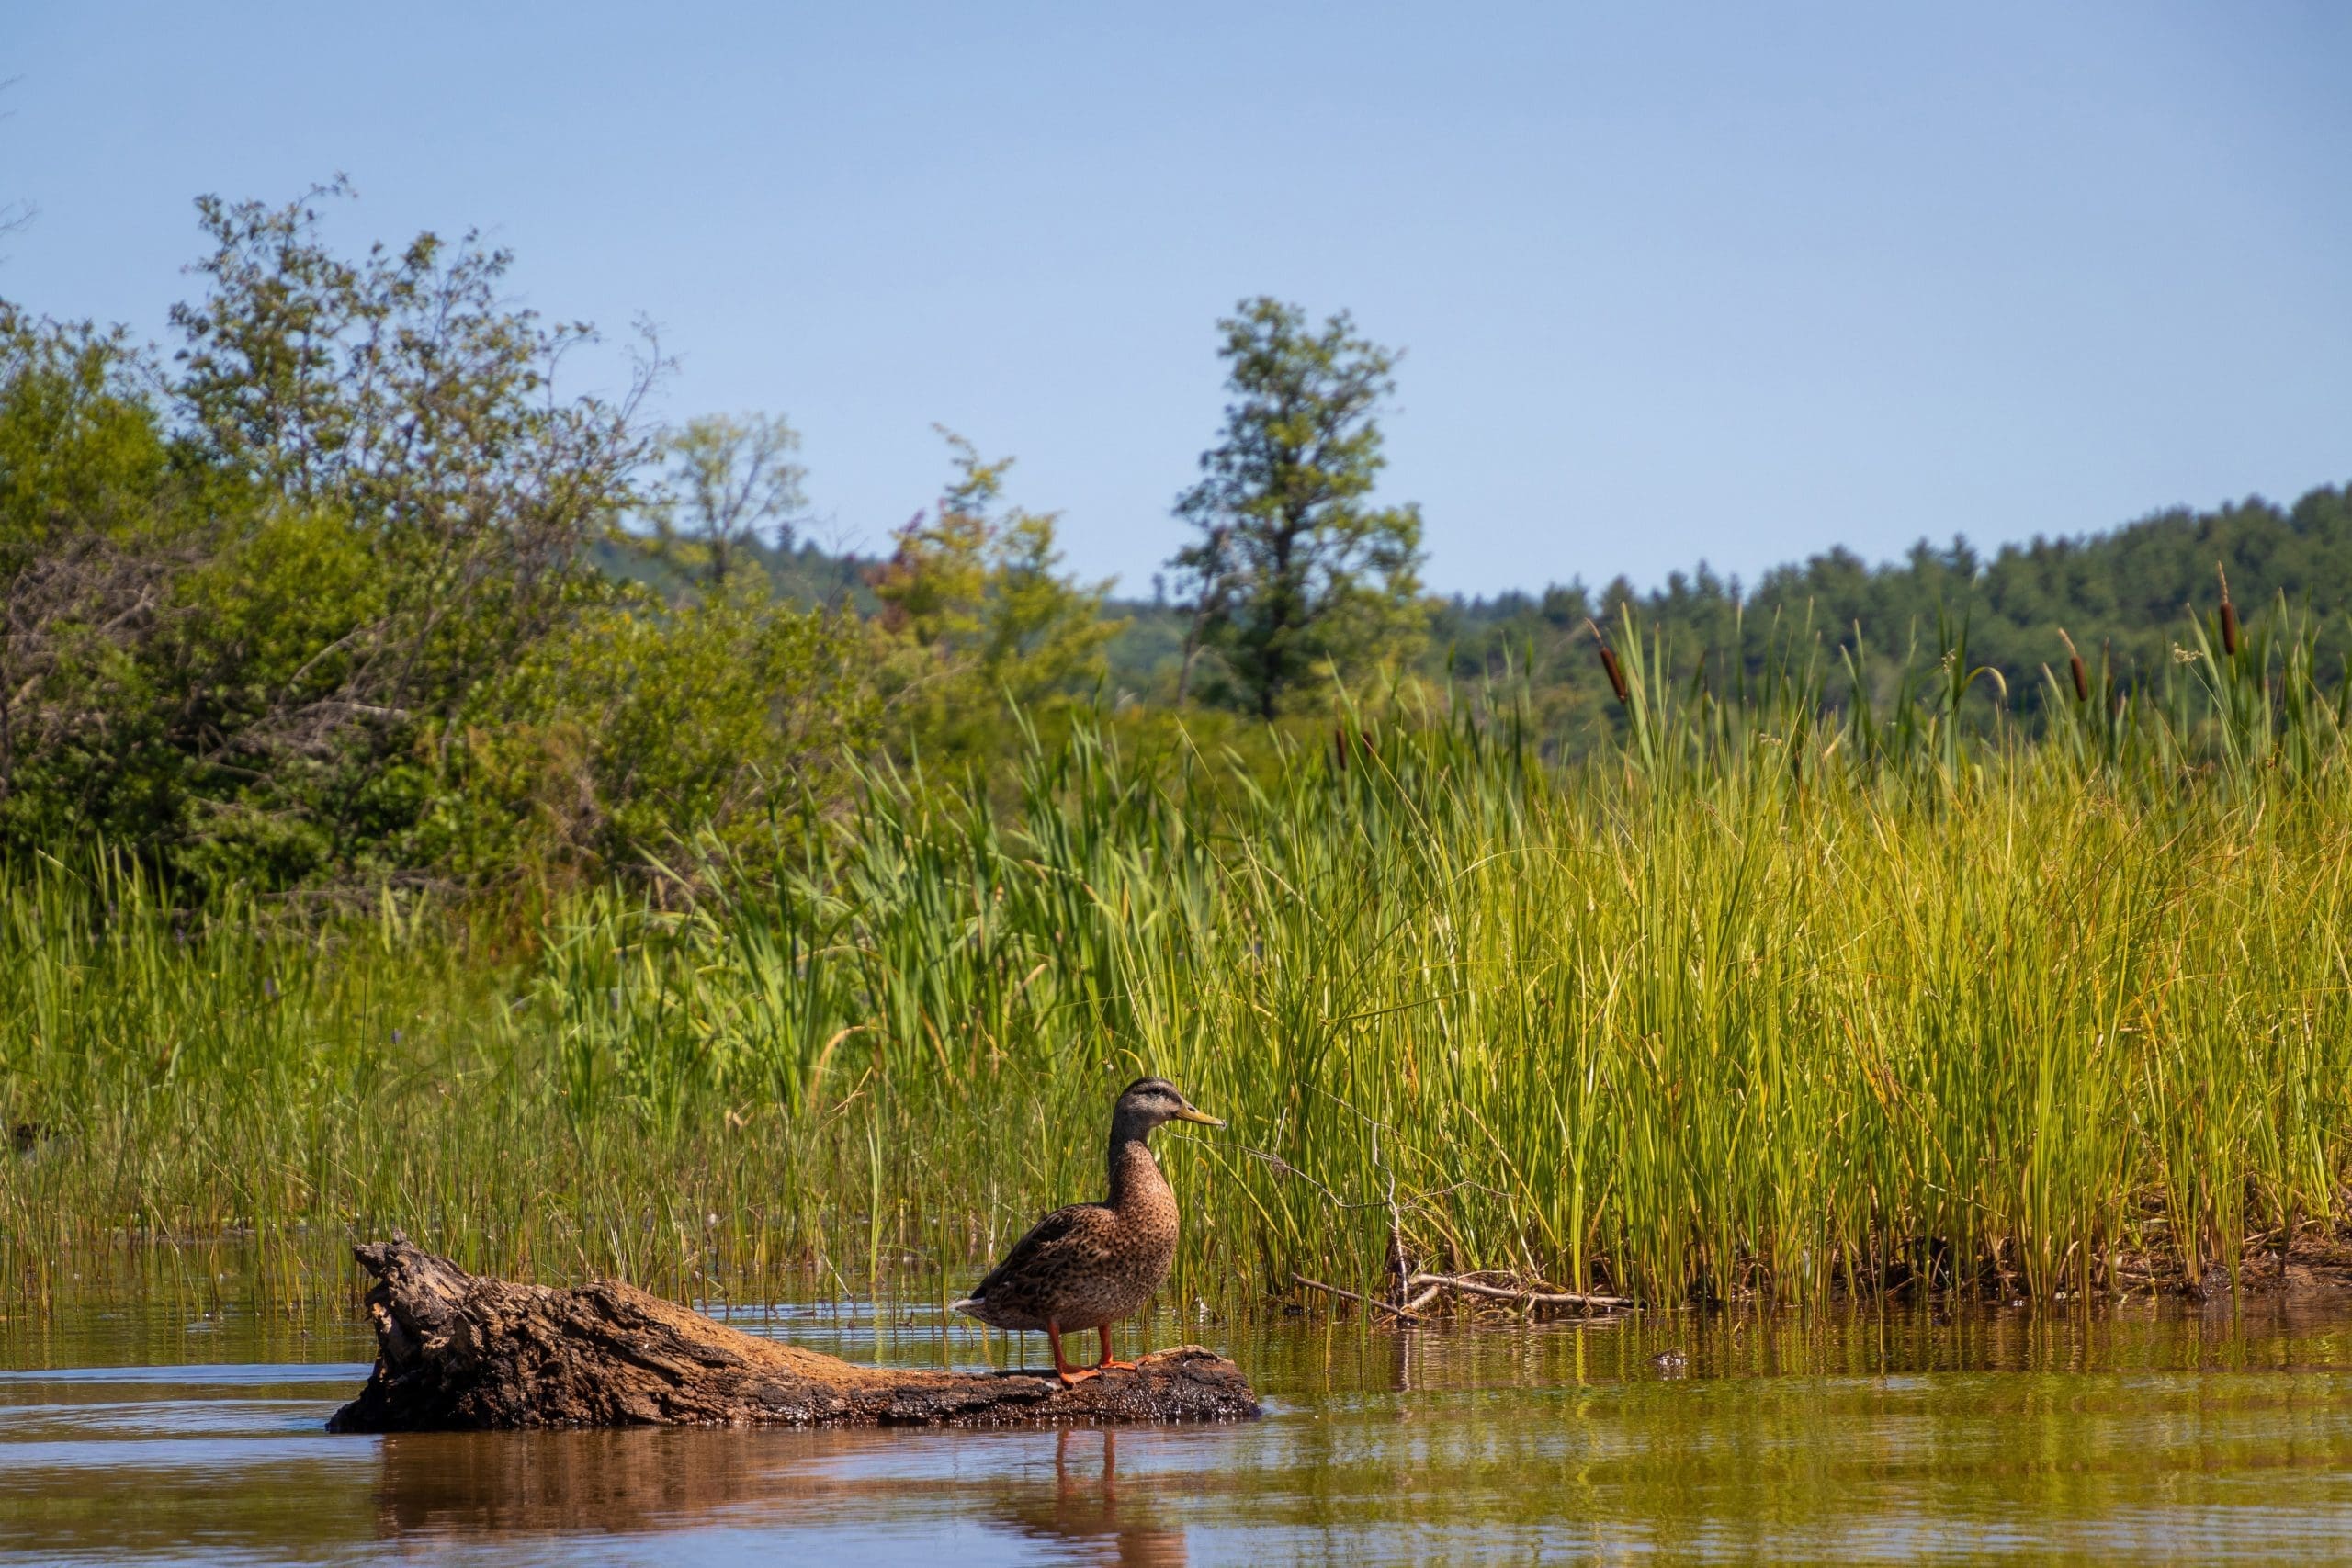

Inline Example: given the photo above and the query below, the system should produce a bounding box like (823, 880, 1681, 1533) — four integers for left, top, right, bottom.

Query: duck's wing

(967, 1202, 1113, 1301)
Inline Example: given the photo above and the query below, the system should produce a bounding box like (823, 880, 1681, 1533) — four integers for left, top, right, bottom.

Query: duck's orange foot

(1056, 1366, 1102, 1387)
(1098, 1358, 1142, 1371)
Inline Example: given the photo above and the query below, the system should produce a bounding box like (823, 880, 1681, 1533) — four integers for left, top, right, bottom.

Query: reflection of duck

(985, 1428, 1189, 1568)
(953, 1078, 1223, 1385)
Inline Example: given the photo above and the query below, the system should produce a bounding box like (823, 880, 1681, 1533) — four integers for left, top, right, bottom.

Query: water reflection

(986, 1430, 1187, 1567)
(374, 1427, 766, 1538)
(369, 1425, 1183, 1563)
(9, 1286, 2352, 1564)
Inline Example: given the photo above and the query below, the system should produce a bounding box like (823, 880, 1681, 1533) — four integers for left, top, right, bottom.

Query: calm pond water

(7, 1269, 2352, 1564)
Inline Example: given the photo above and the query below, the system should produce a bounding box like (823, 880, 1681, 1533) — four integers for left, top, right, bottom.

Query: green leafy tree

(0, 185, 665, 889)
(154, 183, 657, 883)
(0, 309, 193, 847)
(866, 430, 1119, 750)
(1170, 298, 1426, 717)
(648, 412, 807, 592)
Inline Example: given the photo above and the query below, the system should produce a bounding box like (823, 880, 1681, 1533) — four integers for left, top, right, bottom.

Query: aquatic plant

(4, 603, 2349, 1317)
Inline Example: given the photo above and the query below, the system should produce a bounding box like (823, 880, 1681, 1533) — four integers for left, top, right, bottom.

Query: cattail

(1585, 618, 1630, 706)
(2058, 628, 2088, 704)
(2217, 563, 2239, 657)
(1333, 725, 1350, 771)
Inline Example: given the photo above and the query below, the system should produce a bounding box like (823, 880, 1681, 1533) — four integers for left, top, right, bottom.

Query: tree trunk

(327, 1236, 1260, 1432)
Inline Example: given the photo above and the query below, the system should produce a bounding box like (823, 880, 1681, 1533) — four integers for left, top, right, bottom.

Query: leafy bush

(0, 189, 885, 896)
(434, 585, 876, 889)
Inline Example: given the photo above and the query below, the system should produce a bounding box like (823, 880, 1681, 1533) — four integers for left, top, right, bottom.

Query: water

(9, 1272, 2352, 1564)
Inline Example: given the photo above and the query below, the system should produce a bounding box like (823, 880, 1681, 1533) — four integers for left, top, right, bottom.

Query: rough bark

(327, 1236, 1260, 1433)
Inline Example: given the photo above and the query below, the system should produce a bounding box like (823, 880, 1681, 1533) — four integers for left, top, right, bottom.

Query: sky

(6, 2, 2348, 598)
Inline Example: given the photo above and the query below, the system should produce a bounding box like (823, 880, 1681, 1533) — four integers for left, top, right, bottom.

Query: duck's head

(1114, 1077, 1224, 1134)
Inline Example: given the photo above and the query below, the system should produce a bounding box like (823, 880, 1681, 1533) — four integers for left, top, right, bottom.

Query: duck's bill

(1173, 1106, 1226, 1127)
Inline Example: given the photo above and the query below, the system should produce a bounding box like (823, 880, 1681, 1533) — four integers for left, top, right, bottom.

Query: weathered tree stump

(326, 1236, 1260, 1432)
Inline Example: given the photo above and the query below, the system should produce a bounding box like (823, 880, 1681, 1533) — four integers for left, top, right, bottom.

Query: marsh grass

(5, 606, 2351, 1320)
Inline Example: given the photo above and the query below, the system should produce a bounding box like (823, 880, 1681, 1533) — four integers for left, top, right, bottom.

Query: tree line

(4, 185, 2346, 897)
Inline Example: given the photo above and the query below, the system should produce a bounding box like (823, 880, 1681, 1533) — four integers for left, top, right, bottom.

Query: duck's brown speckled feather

(956, 1140, 1179, 1332)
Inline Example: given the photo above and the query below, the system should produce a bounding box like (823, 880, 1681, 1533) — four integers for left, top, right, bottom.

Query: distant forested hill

(1429, 483, 2352, 736)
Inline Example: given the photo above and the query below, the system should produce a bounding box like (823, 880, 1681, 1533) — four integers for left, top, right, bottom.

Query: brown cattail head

(2217, 563, 2240, 657)
(1585, 618, 1631, 706)
(1333, 725, 1350, 771)
(2058, 628, 2088, 704)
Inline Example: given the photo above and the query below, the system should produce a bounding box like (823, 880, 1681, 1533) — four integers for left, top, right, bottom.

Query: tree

(1169, 298, 1426, 717)
(156, 183, 660, 883)
(649, 412, 807, 592)
(0, 184, 668, 889)
(865, 430, 1119, 749)
(0, 309, 190, 839)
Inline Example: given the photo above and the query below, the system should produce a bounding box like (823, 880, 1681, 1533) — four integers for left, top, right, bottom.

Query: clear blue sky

(7, 3, 2348, 597)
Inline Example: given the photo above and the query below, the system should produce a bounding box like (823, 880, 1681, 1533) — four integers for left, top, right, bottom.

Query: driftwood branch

(1293, 1272, 1425, 1321)
(1292, 1268, 1636, 1322)
(1406, 1272, 1636, 1312)
(328, 1236, 1259, 1432)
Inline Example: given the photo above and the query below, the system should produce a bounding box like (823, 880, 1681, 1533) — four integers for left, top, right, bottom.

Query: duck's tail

(949, 1294, 983, 1315)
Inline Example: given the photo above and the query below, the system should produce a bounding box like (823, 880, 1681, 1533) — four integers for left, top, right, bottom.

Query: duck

(952, 1077, 1224, 1385)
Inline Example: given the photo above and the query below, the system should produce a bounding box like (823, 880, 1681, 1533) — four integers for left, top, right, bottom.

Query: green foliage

(642, 412, 807, 592)
(168, 181, 651, 705)
(0, 187, 889, 896)
(1434, 486, 2352, 751)
(437, 584, 877, 886)
(0, 309, 172, 553)
(10, 665, 2352, 1312)
(0, 311, 206, 864)
(866, 431, 1121, 754)
(7, 171, 2352, 957)
(1171, 298, 1427, 717)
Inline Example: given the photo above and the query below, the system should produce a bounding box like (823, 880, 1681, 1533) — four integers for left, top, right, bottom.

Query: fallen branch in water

(1293, 1269, 1636, 1321)
(1293, 1272, 1426, 1321)
(1244, 1093, 1637, 1321)
(1407, 1272, 1636, 1314)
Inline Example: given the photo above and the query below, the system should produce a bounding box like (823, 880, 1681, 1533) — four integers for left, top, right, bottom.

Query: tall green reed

(5, 598, 2350, 1318)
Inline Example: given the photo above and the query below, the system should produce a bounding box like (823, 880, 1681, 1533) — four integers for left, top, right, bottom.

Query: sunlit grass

(5, 608, 2350, 1317)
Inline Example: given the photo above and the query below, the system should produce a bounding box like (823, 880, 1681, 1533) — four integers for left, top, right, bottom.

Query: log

(326, 1235, 1260, 1432)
